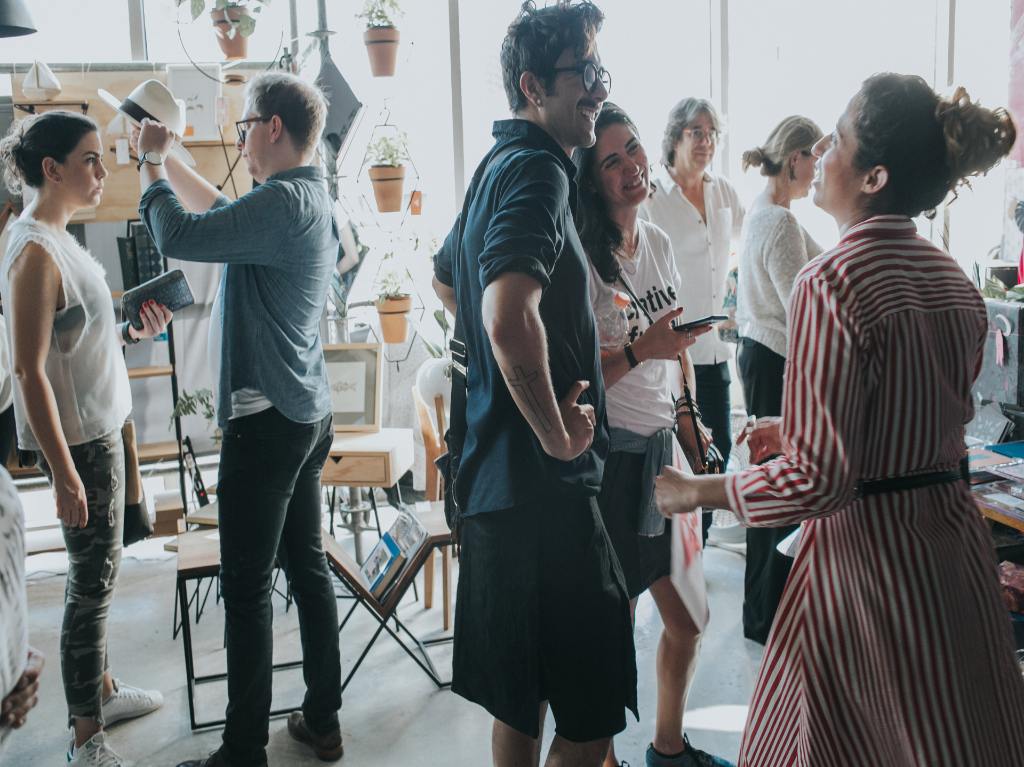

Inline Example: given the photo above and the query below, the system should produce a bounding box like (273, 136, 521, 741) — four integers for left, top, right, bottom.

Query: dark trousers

(694, 361, 732, 543)
(217, 408, 340, 766)
(737, 338, 796, 645)
(0, 405, 15, 466)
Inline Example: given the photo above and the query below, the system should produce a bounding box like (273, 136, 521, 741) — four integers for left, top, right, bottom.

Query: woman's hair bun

(937, 86, 1017, 192)
(741, 147, 766, 172)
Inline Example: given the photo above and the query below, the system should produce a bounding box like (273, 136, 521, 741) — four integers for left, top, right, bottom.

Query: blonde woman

(735, 115, 823, 644)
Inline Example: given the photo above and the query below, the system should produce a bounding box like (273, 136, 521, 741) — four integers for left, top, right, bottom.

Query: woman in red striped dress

(656, 73, 1024, 766)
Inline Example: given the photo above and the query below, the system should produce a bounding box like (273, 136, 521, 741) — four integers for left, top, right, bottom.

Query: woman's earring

(788, 164, 796, 181)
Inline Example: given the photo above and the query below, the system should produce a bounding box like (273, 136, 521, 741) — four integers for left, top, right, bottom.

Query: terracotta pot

(368, 165, 406, 213)
(211, 6, 250, 60)
(376, 295, 412, 344)
(363, 26, 400, 77)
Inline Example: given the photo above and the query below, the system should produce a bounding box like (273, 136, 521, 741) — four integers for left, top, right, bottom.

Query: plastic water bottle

(598, 290, 631, 349)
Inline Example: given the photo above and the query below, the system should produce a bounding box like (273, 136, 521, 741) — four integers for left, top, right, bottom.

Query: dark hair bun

(0, 110, 98, 195)
(938, 86, 1017, 190)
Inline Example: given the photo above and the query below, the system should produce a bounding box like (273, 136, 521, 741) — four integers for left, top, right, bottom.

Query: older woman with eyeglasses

(645, 99, 745, 542)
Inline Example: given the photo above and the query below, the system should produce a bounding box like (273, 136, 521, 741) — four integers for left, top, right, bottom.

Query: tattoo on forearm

(507, 365, 553, 434)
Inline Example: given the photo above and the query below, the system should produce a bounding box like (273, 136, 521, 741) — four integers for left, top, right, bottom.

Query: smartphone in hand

(673, 315, 728, 332)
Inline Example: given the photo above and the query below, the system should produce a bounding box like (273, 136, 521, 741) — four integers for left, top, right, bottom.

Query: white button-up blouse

(643, 167, 745, 365)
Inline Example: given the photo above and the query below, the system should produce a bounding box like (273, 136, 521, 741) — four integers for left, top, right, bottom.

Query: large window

(726, 0, 941, 249)
(458, 0, 711, 186)
(4, 0, 134, 61)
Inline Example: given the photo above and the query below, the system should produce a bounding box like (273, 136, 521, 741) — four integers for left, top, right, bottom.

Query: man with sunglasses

(135, 73, 345, 767)
(433, 3, 637, 765)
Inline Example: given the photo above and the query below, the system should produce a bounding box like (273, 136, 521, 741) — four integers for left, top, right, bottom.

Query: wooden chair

(412, 384, 452, 631)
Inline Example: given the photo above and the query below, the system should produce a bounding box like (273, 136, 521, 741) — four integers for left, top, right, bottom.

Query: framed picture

(324, 343, 382, 432)
(166, 64, 223, 142)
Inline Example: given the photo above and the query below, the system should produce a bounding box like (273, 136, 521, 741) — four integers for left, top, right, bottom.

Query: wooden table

(175, 529, 300, 730)
(977, 498, 1024, 534)
(322, 428, 413, 488)
(321, 428, 414, 561)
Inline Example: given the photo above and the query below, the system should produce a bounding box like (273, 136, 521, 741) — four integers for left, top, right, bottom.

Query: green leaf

(421, 339, 443, 359)
(237, 13, 256, 36)
(191, 0, 205, 20)
(433, 309, 450, 334)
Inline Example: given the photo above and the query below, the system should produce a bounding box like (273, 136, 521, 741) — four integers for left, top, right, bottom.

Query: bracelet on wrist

(623, 342, 640, 369)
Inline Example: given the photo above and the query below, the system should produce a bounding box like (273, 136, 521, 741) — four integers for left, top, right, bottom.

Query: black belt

(855, 457, 969, 499)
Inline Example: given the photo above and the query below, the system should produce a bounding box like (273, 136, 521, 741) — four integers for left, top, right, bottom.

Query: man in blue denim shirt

(136, 73, 343, 767)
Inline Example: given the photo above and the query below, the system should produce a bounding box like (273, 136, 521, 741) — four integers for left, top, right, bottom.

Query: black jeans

(217, 408, 340, 766)
(694, 361, 732, 543)
(737, 338, 796, 644)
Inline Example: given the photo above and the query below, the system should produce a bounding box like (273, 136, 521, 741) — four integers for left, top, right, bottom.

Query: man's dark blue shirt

(434, 119, 608, 516)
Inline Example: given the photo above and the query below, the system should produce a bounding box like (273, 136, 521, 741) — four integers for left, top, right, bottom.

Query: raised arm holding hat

(134, 73, 347, 767)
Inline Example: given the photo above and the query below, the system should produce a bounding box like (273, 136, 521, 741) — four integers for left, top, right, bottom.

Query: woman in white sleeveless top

(0, 111, 170, 767)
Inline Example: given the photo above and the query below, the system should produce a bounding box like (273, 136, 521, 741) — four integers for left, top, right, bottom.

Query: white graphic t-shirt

(588, 219, 683, 437)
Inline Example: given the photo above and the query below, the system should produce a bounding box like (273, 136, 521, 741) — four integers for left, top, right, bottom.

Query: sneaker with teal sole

(645, 735, 735, 767)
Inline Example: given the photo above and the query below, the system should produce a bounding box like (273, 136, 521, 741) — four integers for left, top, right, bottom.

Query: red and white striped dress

(725, 215, 1024, 766)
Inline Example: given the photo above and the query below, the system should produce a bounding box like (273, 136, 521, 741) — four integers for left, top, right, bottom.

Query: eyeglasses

(683, 127, 721, 144)
(552, 61, 611, 94)
(235, 116, 271, 144)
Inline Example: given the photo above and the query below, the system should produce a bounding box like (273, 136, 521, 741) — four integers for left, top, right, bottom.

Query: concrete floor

(6, 499, 763, 767)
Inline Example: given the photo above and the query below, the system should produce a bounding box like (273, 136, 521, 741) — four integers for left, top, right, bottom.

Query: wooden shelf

(111, 290, 124, 299)
(138, 440, 180, 463)
(128, 365, 173, 380)
(8, 463, 41, 479)
(14, 99, 89, 115)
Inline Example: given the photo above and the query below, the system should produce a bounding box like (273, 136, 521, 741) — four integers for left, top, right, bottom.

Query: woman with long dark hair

(577, 103, 729, 767)
(657, 75, 1024, 765)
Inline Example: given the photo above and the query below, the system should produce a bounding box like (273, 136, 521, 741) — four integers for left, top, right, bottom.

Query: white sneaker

(67, 731, 127, 766)
(101, 679, 163, 727)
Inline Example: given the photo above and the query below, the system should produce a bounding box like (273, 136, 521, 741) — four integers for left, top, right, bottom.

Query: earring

(788, 164, 796, 182)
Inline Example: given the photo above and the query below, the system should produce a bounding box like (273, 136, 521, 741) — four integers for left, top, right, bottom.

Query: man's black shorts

(451, 494, 638, 742)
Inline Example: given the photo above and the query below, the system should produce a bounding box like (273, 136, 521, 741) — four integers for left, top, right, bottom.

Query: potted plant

(178, 0, 271, 60)
(357, 0, 403, 77)
(170, 388, 221, 442)
(374, 264, 413, 344)
(367, 132, 409, 213)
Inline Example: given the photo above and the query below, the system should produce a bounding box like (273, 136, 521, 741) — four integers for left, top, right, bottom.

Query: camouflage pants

(37, 428, 125, 727)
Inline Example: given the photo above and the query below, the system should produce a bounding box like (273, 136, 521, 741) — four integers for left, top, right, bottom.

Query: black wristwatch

(121, 321, 140, 345)
(624, 342, 640, 369)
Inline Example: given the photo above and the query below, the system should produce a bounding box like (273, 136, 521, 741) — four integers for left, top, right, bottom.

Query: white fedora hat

(98, 79, 196, 167)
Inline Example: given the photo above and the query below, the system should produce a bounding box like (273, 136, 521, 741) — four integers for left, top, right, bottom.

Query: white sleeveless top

(0, 215, 131, 450)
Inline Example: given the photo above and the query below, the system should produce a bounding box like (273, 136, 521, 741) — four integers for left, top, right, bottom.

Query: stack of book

(118, 223, 163, 291)
(358, 510, 429, 601)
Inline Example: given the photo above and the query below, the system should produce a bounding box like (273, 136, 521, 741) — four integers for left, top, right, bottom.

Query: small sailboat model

(22, 61, 61, 101)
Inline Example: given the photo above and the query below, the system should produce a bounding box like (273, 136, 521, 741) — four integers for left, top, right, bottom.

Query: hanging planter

(363, 27, 401, 77)
(376, 294, 412, 344)
(357, 0, 404, 78)
(366, 132, 410, 213)
(374, 262, 413, 344)
(178, 0, 268, 61)
(368, 165, 405, 212)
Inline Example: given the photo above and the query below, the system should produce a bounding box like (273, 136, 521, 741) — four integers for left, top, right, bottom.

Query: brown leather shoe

(287, 711, 344, 762)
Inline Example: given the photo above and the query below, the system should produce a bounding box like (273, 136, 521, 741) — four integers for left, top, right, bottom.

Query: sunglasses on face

(235, 116, 271, 144)
(552, 61, 612, 94)
(683, 127, 721, 144)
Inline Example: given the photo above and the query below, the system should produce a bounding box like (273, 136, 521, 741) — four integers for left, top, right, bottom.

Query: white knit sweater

(736, 202, 822, 358)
